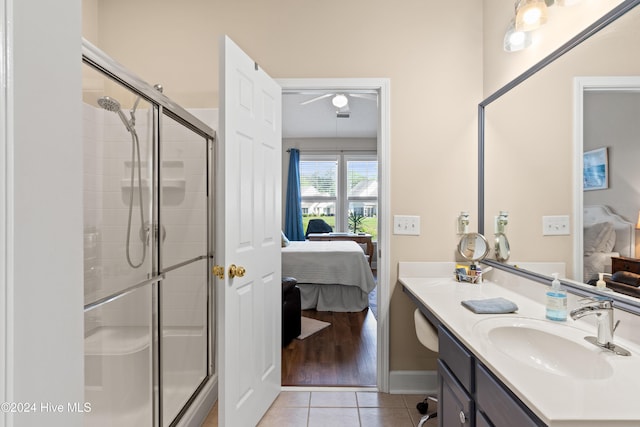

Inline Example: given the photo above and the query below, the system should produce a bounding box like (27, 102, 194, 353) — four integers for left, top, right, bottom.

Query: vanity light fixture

(331, 94, 349, 109)
(505, 0, 583, 53)
(515, 0, 548, 32)
(457, 211, 470, 235)
(503, 19, 533, 52)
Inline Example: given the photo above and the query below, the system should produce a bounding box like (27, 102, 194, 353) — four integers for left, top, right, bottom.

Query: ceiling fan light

(332, 94, 348, 109)
(515, 0, 548, 31)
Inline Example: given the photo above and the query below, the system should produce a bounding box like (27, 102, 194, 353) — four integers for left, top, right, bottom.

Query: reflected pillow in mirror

(583, 221, 616, 255)
(281, 230, 290, 247)
(584, 252, 616, 282)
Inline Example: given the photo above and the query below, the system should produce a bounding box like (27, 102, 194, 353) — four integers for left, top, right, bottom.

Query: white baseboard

(178, 375, 218, 427)
(389, 370, 438, 395)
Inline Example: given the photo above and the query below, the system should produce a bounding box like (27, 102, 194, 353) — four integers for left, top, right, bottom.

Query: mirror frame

(478, 0, 640, 314)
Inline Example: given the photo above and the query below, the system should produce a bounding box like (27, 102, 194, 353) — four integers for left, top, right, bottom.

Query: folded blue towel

(461, 297, 518, 314)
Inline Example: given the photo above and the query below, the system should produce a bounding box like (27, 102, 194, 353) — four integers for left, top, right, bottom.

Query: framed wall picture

(583, 147, 608, 191)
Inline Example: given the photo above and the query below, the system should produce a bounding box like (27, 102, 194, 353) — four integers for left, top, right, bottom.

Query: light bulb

(332, 94, 348, 109)
(509, 31, 526, 47)
(523, 8, 542, 24)
(504, 19, 532, 52)
(515, 0, 548, 31)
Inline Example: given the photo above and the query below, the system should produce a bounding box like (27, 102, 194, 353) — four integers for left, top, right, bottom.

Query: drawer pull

(459, 411, 467, 423)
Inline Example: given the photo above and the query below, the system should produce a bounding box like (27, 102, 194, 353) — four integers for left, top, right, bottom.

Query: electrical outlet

(394, 215, 420, 235)
(542, 215, 570, 236)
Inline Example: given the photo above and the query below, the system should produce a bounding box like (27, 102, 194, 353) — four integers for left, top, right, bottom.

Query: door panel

(218, 35, 282, 427)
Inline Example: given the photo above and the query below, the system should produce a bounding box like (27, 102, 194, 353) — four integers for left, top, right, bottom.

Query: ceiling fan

(299, 92, 377, 119)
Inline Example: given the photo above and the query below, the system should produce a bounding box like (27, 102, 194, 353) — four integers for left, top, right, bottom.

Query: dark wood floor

(281, 308, 377, 387)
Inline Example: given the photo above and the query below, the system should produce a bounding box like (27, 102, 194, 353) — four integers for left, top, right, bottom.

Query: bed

(282, 240, 376, 312)
(583, 205, 636, 282)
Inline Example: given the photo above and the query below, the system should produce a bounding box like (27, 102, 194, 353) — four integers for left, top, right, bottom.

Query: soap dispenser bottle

(596, 273, 611, 291)
(546, 273, 567, 321)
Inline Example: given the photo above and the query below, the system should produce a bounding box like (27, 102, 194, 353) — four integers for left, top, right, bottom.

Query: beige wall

(84, 1, 483, 372)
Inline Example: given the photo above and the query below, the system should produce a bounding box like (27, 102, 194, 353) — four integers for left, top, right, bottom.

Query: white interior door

(217, 35, 282, 427)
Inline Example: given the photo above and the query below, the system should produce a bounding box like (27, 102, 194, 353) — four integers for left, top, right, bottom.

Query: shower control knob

(228, 264, 246, 279)
(212, 265, 225, 280)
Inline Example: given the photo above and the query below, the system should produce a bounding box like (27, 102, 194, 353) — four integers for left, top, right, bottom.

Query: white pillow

(584, 252, 613, 282)
(583, 222, 615, 255)
(281, 230, 290, 247)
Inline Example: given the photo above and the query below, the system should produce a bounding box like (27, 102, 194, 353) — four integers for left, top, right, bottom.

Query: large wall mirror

(480, 0, 640, 312)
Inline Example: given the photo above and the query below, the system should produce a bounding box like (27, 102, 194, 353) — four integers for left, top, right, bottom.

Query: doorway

(278, 78, 390, 391)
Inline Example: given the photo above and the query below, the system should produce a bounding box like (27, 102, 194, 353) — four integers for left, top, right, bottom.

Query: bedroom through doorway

(279, 79, 389, 388)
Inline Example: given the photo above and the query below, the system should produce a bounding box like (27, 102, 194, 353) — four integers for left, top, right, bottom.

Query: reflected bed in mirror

(582, 205, 635, 283)
(479, 0, 640, 312)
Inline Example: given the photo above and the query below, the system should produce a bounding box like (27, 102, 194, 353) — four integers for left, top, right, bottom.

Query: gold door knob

(212, 265, 225, 279)
(229, 264, 246, 278)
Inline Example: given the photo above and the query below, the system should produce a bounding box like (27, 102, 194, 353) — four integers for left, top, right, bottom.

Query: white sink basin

(473, 317, 614, 380)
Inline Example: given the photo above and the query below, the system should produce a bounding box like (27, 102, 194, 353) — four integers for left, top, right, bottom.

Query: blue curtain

(285, 149, 305, 241)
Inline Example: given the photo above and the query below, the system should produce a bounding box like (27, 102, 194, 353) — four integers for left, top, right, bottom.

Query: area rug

(297, 316, 331, 340)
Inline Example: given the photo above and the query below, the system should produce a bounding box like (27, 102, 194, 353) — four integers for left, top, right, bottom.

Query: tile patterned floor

(201, 391, 438, 427)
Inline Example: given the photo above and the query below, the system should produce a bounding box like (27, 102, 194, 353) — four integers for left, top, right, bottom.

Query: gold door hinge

(212, 265, 225, 279)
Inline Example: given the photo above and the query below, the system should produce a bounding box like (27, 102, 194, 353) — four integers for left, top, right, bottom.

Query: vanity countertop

(400, 273, 640, 427)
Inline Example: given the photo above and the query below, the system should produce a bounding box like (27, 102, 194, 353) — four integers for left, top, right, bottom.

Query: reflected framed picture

(583, 147, 608, 191)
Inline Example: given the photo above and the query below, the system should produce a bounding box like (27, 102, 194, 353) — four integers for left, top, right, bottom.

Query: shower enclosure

(82, 39, 215, 426)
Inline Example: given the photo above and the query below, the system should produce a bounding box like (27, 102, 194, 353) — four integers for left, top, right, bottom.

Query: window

(300, 153, 378, 239)
(346, 157, 378, 238)
(299, 156, 337, 231)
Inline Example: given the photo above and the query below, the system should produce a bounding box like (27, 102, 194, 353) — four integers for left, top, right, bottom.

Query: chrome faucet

(569, 298, 631, 356)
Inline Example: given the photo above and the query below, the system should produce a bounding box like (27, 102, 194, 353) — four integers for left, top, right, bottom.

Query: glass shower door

(159, 113, 211, 426)
(82, 53, 215, 426)
(82, 63, 155, 426)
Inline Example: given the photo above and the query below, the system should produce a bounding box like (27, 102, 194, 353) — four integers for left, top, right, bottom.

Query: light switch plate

(394, 215, 420, 235)
(542, 215, 570, 236)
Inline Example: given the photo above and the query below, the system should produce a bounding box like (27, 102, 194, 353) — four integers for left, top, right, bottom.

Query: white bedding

(583, 205, 635, 281)
(282, 240, 376, 311)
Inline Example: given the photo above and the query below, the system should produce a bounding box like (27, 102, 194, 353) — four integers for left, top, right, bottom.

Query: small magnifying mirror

(494, 233, 511, 262)
(457, 232, 490, 263)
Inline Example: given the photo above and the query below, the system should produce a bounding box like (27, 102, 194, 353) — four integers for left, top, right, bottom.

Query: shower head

(97, 96, 121, 112)
(97, 96, 134, 133)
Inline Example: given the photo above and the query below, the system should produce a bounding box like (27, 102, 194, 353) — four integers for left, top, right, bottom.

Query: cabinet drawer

(612, 257, 640, 274)
(476, 363, 544, 427)
(438, 360, 473, 427)
(438, 325, 474, 393)
(476, 410, 492, 427)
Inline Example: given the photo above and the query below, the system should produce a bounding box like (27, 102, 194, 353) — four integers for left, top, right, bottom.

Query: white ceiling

(282, 92, 378, 139)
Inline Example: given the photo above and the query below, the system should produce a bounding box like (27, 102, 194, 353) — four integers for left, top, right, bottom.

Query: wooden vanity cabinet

(438, 359, 473, 426)
(437, 325, 545, 427)
(438, 326, 474, 426)
(475, 364, 544, 427)
(475, 411, 492, 427)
